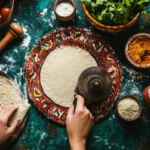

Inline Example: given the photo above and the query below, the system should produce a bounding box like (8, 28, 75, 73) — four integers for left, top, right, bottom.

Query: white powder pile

(56, 2, 74, 17)
(118, 98, 139, 120)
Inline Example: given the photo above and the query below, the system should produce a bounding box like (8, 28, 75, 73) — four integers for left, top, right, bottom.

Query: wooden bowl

(125, 33, 150, 69)
(82, 2, 140, 33)
(0, 0, 14, 29)
(116, 95, 142, 121)
(54, 0, 76, 22)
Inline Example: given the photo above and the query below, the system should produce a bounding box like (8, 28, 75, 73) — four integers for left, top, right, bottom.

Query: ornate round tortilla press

(76, 66, 112, 105)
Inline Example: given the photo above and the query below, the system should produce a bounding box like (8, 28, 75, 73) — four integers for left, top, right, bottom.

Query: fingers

(84, 107, 94, 119)
(88, 109, 94, 120)
(75, 95, 84, 113)
(67, 105, 74, 117)
(73, 95, 94, 123)
(2, 106, 18, 123)
(7, 119, 20, 135)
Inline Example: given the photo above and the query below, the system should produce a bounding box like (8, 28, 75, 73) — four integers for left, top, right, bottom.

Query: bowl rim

(82, 2, 140, 30)
(0, 0, 14, 28)
(116, 95, 142, 121)
(54, 0, 76, 20)
(125, 33, 150, 69)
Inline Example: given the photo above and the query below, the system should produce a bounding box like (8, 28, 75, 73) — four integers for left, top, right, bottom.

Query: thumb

(7, 119, 20, 134)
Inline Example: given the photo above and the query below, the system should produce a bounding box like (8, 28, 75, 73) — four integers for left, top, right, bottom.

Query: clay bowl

(125, 33, 150, 69)
(82, 2, 140, 33)
(0, 0, 14, 29)
(54, 0, 76, 22)
(116, 95, 142, 121)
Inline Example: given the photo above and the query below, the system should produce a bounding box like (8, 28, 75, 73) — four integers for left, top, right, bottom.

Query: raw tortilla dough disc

(0, 76, 30, 126)
(40, 46, 97, 107)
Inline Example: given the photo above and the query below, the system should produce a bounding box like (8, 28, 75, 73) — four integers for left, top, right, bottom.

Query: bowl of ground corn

(116, 95, 142, 121)
(125, 33, 150, 69)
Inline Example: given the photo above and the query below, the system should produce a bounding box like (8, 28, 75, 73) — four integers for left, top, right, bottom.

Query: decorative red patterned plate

(24, 27, 123, 125)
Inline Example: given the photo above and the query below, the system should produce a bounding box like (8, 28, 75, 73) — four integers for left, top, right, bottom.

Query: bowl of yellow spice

(116, 95, 142, 121)
(125, 33, 150, 69)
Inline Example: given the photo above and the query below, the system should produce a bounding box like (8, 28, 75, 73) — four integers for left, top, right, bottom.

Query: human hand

(66, 95, 94, 150)
(0, 106, 20, 146)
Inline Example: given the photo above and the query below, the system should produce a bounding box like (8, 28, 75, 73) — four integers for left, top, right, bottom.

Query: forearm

(69, 139, 86, 150)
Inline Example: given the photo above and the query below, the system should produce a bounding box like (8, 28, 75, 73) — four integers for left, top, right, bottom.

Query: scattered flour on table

(120, 66, 149, 97)
(42, 18, 54, 27)
(0, 55, 28, 103)
(39, 10, 56, 27)
(49, 23, 53, 27)
(22, 26, 31, 47)
(37, 132, 47, 149)
(123, 66, 149, 79)
(40, 8, 48, 16)
(4, 55, 16, 64)
(51, 11, 56, 20)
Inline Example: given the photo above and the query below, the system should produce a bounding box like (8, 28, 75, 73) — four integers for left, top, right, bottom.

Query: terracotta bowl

(0, 0, 14, 29)
(82, 2, 140, 33)
(125, 33, 150, 69)
(54, 0, 76, 22)
(116, 95, 142, 121)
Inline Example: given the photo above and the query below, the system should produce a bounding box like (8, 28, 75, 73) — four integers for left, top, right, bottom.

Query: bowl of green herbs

(82, 0, 148, 32)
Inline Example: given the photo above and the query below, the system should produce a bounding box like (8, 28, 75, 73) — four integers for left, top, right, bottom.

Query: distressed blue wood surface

(0, 0, 150, 150)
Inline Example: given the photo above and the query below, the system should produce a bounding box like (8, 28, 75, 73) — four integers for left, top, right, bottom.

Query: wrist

(69, 138, 86, 150)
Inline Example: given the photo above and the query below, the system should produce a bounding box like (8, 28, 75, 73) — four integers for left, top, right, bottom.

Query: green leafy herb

(82, 0, 149, 25)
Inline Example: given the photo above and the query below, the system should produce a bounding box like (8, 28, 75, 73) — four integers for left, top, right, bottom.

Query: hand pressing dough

(0, 76, 30, 126)
(8, 103, 30, 126)
(40, 46, 97, 107)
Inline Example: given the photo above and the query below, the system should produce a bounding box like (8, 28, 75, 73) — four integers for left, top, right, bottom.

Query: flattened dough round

(40, 46, 97, 107)
(0, 76, 30, 126)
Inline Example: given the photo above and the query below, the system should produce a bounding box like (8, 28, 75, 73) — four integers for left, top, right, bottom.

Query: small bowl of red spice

(125, 33, 150, 69)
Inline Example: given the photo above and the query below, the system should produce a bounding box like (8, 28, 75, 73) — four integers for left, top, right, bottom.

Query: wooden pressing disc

(0, 71, 27, 150)
(77, 67, 112, 105)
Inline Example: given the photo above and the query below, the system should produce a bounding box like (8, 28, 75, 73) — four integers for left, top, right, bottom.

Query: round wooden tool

(0, 22, 24, 52)
(0, 71, 27, 150)
(76, 67, 112, 105)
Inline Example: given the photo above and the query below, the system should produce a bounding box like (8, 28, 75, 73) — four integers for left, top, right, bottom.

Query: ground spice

(128, 36, 150, 65)
(118, 98, 139, 120)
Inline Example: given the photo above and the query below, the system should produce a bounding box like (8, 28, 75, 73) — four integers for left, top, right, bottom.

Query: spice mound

(118, 98, 140, 120)
(56, 2, 74, 17)
(128, 36, 150, 66)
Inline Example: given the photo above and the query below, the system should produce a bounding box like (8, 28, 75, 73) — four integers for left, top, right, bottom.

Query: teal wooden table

(0, 0, 150, 150)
